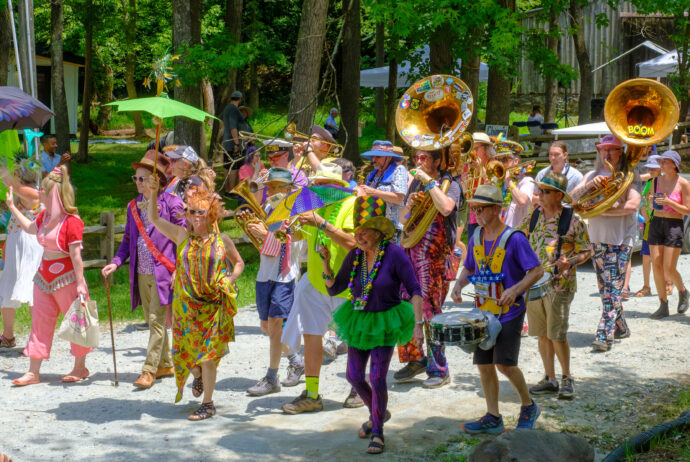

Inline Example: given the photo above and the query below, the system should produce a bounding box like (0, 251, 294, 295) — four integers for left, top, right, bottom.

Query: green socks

(305, 376, 319, 399)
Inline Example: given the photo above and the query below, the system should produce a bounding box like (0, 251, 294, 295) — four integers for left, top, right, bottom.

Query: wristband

(424, 180, 438, 192)
(508, 184, 516, 191)
(322, 272, 334, 281)
(319, 221, 328, 231)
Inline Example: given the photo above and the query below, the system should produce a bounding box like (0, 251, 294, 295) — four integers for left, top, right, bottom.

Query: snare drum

(527, 272, 553, 301)
(429, 310, 489, 347)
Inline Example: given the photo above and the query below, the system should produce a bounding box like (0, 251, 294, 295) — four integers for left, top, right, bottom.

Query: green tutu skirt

(333, 300, 415, 351)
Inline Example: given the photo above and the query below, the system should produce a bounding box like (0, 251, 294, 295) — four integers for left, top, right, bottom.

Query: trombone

(284, 123, 343, 156)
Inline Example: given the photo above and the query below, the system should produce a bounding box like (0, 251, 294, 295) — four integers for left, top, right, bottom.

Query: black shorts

(648, 216, 684, 248)
(473, 311, 525, 367)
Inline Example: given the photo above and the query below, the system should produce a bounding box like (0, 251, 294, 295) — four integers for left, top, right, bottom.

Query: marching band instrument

(507, 160, 536, 176)
(396, 74, 475, 248)
(357, 161, 374, 184)
(231, 179, 267, 250)
(284, 122, 343, 156)
(429, 310, 489, 349)
(484, 159, 505, 183)
(574, 78, 679, 218)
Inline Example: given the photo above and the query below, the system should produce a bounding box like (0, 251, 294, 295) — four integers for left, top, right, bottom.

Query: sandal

(634, 286, 651, 297)
(62, 368, 90, 383)
(12, 372, 40, 387)
(191, 375, 204, 397)
(0, 335, 16, 348)
(188, 401, 216, 421)
(621, 288, 631, 300)
(367, 434, 385, 455)
(358, 411, 392, 438)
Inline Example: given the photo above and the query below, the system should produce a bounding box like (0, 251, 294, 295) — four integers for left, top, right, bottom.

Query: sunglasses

(187, 208, 207, 217)
(470, 205, 495, 214)
(536, 187, 556, 195)
(268, 151, 287, 160)
(413, 153, 430, 162)
(132, 175, 150, 183)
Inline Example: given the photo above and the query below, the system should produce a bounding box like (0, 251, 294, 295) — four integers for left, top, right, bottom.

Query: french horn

(574, 78, 679, 218)
(396, 74, 474, 248)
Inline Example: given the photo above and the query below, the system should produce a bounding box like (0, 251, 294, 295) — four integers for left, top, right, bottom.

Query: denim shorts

(255, 280, 295, 321)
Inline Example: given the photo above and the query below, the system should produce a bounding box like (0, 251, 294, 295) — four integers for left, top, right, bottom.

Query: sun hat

(308, 162, 349, 188)
(467, 184, 505, 207)
(596, 134, 623, 149)
(472, 132, 492, 145)
(644, 154, 661, 170)
(265, 140, 292, 156)
(361, 140, 404, 160)
(535, 170, 572, 203)
(264, 167, 293, 185)
(166, 145, 199, 163)
(493, 139, 524, 158)
(353, 195, 395, 240)
(239, 106, 253, 119)
(311, 124, 336, 144)
(659, 150, 681, 170)
(132, 150, 170, 178)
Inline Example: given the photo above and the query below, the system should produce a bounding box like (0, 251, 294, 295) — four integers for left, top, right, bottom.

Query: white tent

(638, 50, 679, 78)
(360, 45, 489, 87)
(552, 122, 611, 135)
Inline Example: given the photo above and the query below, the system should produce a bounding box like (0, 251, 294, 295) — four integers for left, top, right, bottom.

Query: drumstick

(462, 292, 520, 307)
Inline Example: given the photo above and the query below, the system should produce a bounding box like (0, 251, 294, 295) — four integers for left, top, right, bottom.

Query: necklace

(347, 240, 387, 310)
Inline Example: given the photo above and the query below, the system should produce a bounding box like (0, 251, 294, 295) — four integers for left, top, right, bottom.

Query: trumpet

(506, 160, 536, 176)
(285, 123, 343, 156)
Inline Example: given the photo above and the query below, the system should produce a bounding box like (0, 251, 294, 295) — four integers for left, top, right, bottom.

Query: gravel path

(1, 254, 689, 461)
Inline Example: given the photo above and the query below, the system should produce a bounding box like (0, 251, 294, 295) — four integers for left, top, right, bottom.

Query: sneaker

(393, 358, 428, 382)
(591, 339, 611, 352)
(462, 413, 506, 435)
(422, 375, 450, 389)
(529, 376, 558, 395)
(323, 337, 337, 361)
(281, 390, 323, 415)
(343, 387, 364, 408)
(614, 329, 631, 339)
(336, 341, 348, 355)
(281, 364, 304, 387)
(558, 376, 574, 400)
(247, 376, 281, 396)
(133, 322, 149, 331)
(516, 400, 541, 429)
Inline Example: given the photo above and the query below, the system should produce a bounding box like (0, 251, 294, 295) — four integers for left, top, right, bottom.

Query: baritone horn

(395, 74, 474, 248)
(231, 179, 267, 250)
(574, 78, 679, 218)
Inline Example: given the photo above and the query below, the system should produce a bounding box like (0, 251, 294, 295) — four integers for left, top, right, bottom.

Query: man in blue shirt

(325, 108, 339, 139)
(40, 134, 71, 178)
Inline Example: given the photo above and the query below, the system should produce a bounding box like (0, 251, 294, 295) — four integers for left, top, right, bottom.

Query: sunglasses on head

(132, 175, 150, 183)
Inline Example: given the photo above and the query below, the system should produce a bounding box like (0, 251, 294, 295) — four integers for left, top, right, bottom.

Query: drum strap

(471, 226, 520, 315)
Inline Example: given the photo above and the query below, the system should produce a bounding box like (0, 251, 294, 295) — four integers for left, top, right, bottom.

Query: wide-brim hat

(644, 154, 661, 170)
(166, 145, 199, 163)
(493, 140, 524, 158)
(308, 162, 349, 188)
(467, 184, 505, 207)
(659, 150, 681, 170)
(472, 132, 492, 145)
(354, 195, 395, 240)
(361, 140, 404, 160)
(596, 134, 623, 149)
(239, 106, 253, 119)
(535, 173, 572, 203)
(132, 150, 169, 178)
(311, 124, 336, 144)
(265, 167, 293, 185)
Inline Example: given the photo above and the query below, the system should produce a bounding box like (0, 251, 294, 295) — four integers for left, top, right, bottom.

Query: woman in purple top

(321, 196, 423, 455)
(102, 151, 186, 389)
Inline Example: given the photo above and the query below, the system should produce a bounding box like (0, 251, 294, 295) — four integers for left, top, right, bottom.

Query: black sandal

(191, 375, 203, 398)
(359, 411, 391, 439)
(367, 434, 385, 455)
(188, 401, 216, 421)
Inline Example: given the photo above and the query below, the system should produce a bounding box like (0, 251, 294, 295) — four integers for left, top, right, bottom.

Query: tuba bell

(574, 78, 679, 218)
(231, 179, 268, 250)
(396, 74, 474, 248)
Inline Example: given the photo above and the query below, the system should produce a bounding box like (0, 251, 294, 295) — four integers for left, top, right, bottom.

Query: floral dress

(172, 233, 237, 402)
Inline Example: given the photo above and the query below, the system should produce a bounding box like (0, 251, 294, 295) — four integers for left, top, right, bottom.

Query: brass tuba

(231, 179, 267, 250)
(396, 74, 474, 248)
(574, 78, 679, 218)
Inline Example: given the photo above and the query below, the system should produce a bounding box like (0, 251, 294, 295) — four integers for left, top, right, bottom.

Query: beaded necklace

(347, 240, 388, 310)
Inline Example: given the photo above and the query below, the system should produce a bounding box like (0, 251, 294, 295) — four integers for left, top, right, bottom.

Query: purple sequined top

(327, 243, 422, 312)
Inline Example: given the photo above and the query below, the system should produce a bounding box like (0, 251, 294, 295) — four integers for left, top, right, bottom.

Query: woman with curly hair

(144, 178, 244, 420)
(5, 165, 92, 385)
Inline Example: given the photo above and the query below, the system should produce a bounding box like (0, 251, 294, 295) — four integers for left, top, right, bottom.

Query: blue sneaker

(462, 413, 506, 434)
(516, 400, 541, 429)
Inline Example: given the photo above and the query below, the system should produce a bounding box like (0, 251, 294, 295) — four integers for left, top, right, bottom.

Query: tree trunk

(485, 70, 511, 126)
(225, 0, 243, 92)
(95, 62, 114, 131)
(543, 8, 559, 123)
(337, 0, 360, 162)
(0, 9, 10, 86)
(288, 0, 329, 133)
(385, 58, 397, 142)
(248, 61, 259, 109)
(462, 54, 481, 132)
(172, 0, 203, 154)
(121, 0, 144, 137)
(50, 0, 71, 153)
(374, 21, 385, 129)
(17, 0, 37, 96)
(429, 23, 454, 75)
(672, 22, 689, 144)
(77, 0, 93, 163)
(569, 0, 592, 125)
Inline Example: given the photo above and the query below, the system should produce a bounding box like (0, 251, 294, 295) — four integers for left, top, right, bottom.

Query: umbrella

(266, 184, 354, 225)
(0, 86, 54, 132)
(106, 95, 217, 177)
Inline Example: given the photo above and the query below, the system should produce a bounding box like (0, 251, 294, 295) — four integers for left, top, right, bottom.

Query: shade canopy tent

(638, 50, 679, 78)
(551, 122, 611, 135)
(360, 45, 489, 88)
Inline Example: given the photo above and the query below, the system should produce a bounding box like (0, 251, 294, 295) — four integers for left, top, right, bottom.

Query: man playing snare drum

(451, 185, 543, 434)
(519, 171, 592, 400)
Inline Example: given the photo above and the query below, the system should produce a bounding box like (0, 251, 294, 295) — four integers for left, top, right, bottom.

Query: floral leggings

(592, 243, 632, 345)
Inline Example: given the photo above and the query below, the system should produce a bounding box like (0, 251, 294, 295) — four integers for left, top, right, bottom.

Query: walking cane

(104, 275, 119, 386)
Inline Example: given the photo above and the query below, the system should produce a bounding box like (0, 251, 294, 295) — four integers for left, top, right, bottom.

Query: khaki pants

(138, 273, 172, 373)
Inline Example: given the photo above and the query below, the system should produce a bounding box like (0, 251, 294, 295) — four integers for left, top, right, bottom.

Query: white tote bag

(57, 295, 99, 348)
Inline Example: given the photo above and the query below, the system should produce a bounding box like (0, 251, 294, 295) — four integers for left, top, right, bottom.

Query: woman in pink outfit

(5, 165, 92, 386)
